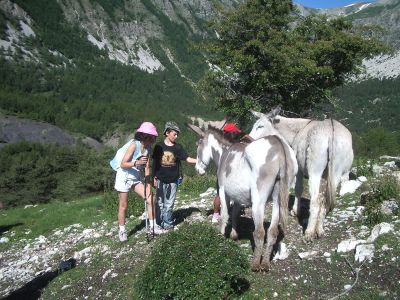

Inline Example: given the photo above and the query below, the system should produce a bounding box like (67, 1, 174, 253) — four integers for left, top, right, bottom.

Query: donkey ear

(250, 110, 264, 119)
(269, 105, 282, 117)
(186, 123, 205, 137)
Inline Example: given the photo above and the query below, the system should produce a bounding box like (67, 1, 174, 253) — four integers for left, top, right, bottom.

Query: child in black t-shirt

(152, 121, 197, 230)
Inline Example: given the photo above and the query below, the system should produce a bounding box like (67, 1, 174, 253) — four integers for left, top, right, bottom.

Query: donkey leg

(292, 171, 304, 217)
(219, 187, 229, 235)
(250, 197, 266, 272)
(261, 184, 280, 271)
(230, 202, 241, 241)
(304, 174, 322, 241)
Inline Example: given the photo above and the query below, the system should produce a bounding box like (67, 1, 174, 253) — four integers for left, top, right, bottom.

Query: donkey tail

(326, 119, 336, 213)
(278, 137, 291, 233)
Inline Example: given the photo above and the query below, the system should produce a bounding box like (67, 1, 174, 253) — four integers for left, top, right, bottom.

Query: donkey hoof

(251, 263, 261, 272)
(260, 261, 271, 272)
(316, 228, 325, 238)
(303, 231, 316, 243)
(230, 231, 238, 241)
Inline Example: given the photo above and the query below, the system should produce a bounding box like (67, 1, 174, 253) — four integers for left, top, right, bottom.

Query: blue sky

(295, 0, 375, 9)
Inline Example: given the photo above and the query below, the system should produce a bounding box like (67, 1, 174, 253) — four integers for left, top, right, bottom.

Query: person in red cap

(212, 123, 242, 223)
(113, 121, 165, 241)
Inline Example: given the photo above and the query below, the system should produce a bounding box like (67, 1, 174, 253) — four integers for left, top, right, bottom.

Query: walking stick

(143, 168, 149, 242)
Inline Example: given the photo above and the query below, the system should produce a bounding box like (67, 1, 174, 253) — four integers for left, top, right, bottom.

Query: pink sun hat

(137, 122, 158, 136)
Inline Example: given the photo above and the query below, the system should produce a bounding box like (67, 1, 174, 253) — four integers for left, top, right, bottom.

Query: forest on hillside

(0, 0, 399, 209)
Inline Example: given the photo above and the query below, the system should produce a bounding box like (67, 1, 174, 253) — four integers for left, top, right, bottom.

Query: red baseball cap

(223, 123, 241, 133)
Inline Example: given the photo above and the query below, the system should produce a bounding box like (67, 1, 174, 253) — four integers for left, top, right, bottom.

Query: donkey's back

(291, 118, 353, 182)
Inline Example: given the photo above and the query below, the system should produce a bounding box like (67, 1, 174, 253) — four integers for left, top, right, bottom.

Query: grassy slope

(1, 174, 399, 299)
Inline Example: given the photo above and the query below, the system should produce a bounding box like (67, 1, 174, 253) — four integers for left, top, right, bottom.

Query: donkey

(249, 107, 353, 241)
(188, 124, 297, 271)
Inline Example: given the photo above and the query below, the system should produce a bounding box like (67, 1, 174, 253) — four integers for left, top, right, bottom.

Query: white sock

(119, 225, 126, 232)
(149, 220, 155, 228)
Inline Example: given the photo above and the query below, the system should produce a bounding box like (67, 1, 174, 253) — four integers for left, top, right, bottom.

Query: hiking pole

(143, 167, 150, 242)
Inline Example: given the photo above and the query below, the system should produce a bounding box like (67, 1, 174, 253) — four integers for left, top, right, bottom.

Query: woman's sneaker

(151, 225, 167, 235)
(211, 213, 220, 223)
(119, 230, 128, 242)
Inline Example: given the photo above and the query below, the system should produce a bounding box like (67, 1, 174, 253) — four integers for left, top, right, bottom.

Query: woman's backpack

(109, 140, 141, 171)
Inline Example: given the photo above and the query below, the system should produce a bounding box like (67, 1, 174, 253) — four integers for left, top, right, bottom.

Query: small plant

(353, 158, 374, 178)
(133, 223, 250, 299)
(363, 175, 400, 227)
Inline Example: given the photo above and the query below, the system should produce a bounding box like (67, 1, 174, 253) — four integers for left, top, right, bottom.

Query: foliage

(353, 158, 374, 178)
(334, 77, 400, 133)
(363, 175, 400, 227)
(0, 141, 114, 207)
(353, 127, 400, 158)
(134, 223, 250, 299)
(0, 57, 219, 141)
(13, 0, 103, 61)
(200, 0, 388, 120)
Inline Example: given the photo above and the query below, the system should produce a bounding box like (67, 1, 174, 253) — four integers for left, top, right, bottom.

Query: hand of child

(136, 156, 148, 166)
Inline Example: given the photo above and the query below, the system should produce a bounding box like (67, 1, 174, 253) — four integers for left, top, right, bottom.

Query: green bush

(363, 175, 400, 227)
(353, 158, 374, 178)
(134, 223, 250, 299)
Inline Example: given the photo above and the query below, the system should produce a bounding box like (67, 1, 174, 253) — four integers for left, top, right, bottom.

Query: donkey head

(249, 106, 281, 139)
(187, 123, 213, 175)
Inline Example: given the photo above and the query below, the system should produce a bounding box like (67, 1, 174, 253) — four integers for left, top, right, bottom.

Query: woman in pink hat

(114, 122, 165, 241)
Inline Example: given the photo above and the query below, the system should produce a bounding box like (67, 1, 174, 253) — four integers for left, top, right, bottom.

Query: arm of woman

(120, 143, 137, 169)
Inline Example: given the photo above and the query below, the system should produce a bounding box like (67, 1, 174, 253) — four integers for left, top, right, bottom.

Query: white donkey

(188, 124, 297, 271)
(249, 107, 353, 241)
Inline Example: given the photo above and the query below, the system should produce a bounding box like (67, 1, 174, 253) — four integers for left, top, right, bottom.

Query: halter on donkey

(249, 107, 353, 241)
(188, 124, 297, 272)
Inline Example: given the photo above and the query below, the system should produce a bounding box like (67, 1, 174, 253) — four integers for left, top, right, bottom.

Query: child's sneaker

(119, 230, 127, 242)
(152, 225, 167, 235)
(211, 213, 220, 223)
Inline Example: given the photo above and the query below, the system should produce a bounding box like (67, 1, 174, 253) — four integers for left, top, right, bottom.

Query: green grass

(0, 196, 113, 248)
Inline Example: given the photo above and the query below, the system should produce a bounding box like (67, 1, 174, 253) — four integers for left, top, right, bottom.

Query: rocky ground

(1, 169, 399, 299)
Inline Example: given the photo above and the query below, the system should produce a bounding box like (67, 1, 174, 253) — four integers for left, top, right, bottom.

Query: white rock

(298, 250, 318, 259)
(0, 237, 9, 243)
(337, 239, 366, 253)
(380, 200, 399, 215)
(339, 177, 365, 196)
(102, 269, 112, 281)
(61, 285, 71, 290)
(344, 284, 352, 291)
(383, 161, 396, 168)
(355, 244, 375, 262)
(367, 222, 394, 243)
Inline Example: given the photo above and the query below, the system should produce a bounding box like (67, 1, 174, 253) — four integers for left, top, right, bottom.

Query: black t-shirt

(152, 142, 188, 183)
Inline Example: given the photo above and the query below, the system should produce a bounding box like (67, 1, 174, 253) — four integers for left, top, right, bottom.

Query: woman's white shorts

(114, 168, 142, 192)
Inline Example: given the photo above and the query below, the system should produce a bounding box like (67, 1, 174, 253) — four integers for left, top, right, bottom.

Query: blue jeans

(156, 180, 177, 228)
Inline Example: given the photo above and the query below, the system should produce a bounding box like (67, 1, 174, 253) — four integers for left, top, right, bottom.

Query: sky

(295, 0, 375, 9)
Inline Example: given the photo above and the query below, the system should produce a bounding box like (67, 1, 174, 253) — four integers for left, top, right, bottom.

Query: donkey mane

(206, 127, 233, 147)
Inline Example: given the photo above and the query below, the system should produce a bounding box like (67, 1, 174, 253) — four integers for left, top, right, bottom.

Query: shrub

(134, 223, 250, 299)
(363, 175, 400, 227)
(353, 158, 374, 178)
